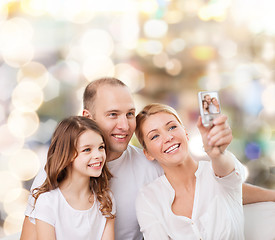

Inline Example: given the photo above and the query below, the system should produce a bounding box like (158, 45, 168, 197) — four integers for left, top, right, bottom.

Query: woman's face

(212, 97, 219, 106)
(141, 112, 189, 168)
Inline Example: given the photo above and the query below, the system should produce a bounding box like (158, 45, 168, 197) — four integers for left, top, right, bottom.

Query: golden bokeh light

(165, 58, 182, 76)
(17, 61, 49, 88)
(81, 29, 114, 57)
(144, 19, 168, 38)
(2, 43, 34, 68)
(153, 52, 169, 68)
(12, 81, 43, 112)
(4, 188, 30, 215)
(0, 171, 22, 202)
(20, 0, 47, 16)
(3, 212, 24, 235)
(190, 46, 216, 61)
(82, 55, 115, 81)
(8, 110, 40, 138)
(0, 124, 24, 156)
(114, 63, 145, 93)
(9, 148, 40, 181)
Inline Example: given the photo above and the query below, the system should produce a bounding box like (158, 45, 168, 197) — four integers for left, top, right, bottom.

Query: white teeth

(89, 162, 101, 167)
(113, 135, 126, 139)
(165, 144, 179, 153)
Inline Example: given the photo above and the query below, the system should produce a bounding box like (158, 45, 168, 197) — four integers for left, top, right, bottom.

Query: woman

(135, 103, 245, 239)
(31, 116, 115, 240)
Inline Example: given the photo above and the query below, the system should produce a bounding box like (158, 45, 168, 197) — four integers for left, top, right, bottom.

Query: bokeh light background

(0, 0, 275, 237)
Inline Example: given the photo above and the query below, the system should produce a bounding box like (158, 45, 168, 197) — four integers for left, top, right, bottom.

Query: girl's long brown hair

(32, 116, 114, 219)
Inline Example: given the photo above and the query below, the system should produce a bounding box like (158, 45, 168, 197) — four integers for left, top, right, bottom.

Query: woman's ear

(143, 149, 155, 161)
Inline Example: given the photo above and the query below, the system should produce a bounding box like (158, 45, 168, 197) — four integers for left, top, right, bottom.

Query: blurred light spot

(218, 40, 237, 59)
(83, 55, 114, 81)
(4, 188, 29, 215)
(81, 29, 114, 57)
(3, 43, 34, 68)
(32, 118, 57, 144)
(167, 39, 186, 55)
(261, 84, 275, 115)
(0, 124, 24, 156)
(43, 75, 60, 102)
(3, 212, 24, 235)
(0, 3, 8, 22)
(245, 142, 261, 160)
(12, 81, 43, 112)
(49, 60, 81, 86)
(188, 134, 206, 158)
(8, 110, 39, 138)
(164, 10, 183, 24)
(190, 46, 216, 61)
(243, 164, 249, 181)
(0, 103, 5, 122)
(21, 0, 47, 16)
(138, 0, 158, 14)
(153, 52, 169, 68)
(0, 17, 33, 48)
(114, 63, 145, 93)
(261, 41, 275, 61)
(198, 2, 228, 22)
(165, 58, 182, 76)
(0, 171, 22, 202)
(144, 40, 163, 55)
(144, 19, 168, 38)
(9, 149, 40, 181)
(17, 61, 49, 88)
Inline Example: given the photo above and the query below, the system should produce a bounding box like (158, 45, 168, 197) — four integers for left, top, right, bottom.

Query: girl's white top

(136, 153, 245, 240)
(30, 188, 115, 240)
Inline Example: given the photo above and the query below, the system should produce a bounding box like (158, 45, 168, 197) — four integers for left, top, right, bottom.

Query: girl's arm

(101, 218, 115, 240)
(36, 219, 55, 240)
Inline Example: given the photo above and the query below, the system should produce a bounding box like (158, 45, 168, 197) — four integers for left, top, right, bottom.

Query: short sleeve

(31, 192, 56, 227)
(25, 169, 47, 218)
(110, 191, 116, 215)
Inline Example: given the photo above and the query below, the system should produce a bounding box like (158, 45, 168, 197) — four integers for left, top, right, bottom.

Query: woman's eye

(151, 135, 159, 140)
(169, 126, 177, 131)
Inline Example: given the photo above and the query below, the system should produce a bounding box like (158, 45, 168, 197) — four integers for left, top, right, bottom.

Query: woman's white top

(30, 188, 115, 240)
(136, 154, 245, 240)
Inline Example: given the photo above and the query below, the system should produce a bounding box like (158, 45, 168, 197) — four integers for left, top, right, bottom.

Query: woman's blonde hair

(32, 116, 114, 219)
(135, 103, 183, 149)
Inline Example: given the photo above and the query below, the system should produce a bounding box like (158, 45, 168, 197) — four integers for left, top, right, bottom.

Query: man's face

(89, 85, 136, 161)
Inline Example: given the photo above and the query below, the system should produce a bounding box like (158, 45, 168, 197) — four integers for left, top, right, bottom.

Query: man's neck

(107, 151, 124, 162)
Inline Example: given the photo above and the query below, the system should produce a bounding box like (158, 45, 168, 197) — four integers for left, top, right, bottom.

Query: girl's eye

(99, 145, 105, 150)
(83, 148, 91, 152)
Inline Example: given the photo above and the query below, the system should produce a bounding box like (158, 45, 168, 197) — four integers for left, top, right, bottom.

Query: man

(21, 77, 275, 240)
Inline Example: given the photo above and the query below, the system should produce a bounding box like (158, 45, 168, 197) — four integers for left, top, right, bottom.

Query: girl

(202, 100, 209, 114)
(135, 103, 245, 240)
(31, 116, 115, 240)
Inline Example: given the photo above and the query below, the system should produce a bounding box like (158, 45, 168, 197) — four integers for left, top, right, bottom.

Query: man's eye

(109, 113, 117, 117)
(127, 112, 135, 117)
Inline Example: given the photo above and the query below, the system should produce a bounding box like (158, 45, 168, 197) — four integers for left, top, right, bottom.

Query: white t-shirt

(25, 145, 164, 240)
(29, 188, 115, 240)
(136, 154, 245, 240)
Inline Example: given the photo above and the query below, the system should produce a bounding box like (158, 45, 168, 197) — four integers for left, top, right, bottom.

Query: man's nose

(117, 115, 130, 131)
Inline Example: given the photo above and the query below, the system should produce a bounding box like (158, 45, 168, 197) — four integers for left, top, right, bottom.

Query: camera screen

(201, 92, 220, 115)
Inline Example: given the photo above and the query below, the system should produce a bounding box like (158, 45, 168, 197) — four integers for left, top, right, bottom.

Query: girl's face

(142, 112, 189, 168)
(212, 97, 219, 106)
(73, 129, 106, 178)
